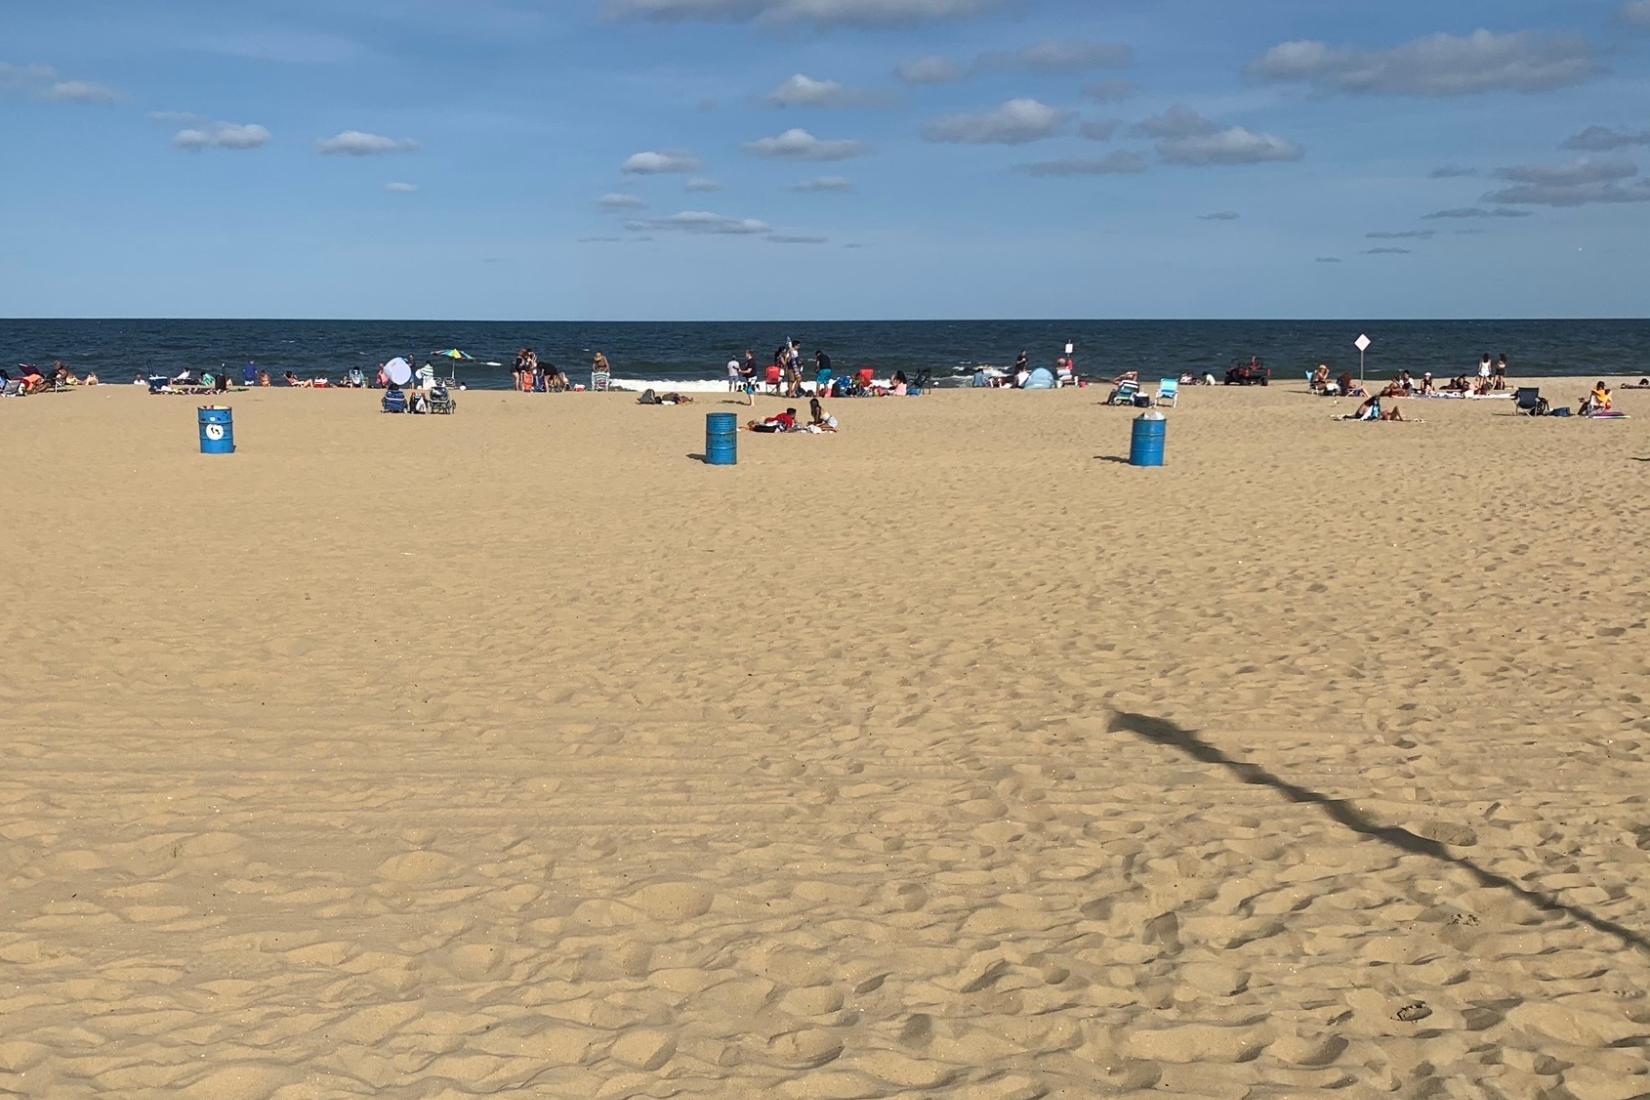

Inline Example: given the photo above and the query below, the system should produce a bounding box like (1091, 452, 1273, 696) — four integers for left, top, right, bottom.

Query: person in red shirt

(746, 407, 797, 433)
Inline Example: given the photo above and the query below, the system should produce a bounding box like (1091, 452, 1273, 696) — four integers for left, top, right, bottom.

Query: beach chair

(1108, 379, 1142, 406)
(428, 386, 455, 414)
(1, 379, 20, 398)
(382, 387, 407, 413)
(1513, 388, 1545, 416)
(1155, 378, 1179, 407)
(590, 370, 611, 392)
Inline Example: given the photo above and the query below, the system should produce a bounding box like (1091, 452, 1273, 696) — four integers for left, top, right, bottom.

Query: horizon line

(4, 316, 1647, 324)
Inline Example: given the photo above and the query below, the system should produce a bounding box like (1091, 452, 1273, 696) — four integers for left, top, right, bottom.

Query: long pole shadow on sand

(1108, 710, 1650, 956)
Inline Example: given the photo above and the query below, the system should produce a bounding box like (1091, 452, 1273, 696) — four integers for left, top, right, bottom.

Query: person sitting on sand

(1581, 381, 1613, 416)
(1418, 372, 1436, 395)
(257, 370, 271, 387)
(83, 371, 99, 386)
(746, 407, 798, 433)
(1309, 363, 1331, 393)
(17, 364, 46, 394)
(283, 371, 312, 388)
(1335, 372, 1366, 398)
(52, 362, 83, 386)
(807, 397, 839, 432)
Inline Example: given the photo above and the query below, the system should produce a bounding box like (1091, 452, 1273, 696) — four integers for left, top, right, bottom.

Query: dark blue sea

(3, 319, 1646, 390)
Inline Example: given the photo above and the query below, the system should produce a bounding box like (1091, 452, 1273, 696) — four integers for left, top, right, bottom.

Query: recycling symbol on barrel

(204, 423, 226, 441)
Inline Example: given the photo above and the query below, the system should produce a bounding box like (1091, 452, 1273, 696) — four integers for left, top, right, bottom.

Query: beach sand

(3, 378, 1649, 1098)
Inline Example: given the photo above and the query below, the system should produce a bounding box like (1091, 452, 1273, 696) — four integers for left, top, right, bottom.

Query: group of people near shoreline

(511, 348, 574, 392)
(1, 361, 100, 393)
(723, 339, 928, 404)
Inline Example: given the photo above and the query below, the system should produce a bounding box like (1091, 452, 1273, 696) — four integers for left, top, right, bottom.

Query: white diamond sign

(1354, 334, 1372, 352)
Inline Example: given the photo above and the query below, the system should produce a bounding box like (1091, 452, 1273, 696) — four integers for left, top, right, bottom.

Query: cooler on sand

(705, 412, 737, 466)
(1129, 411, 1165, 467)
(198, 406, 235, 454)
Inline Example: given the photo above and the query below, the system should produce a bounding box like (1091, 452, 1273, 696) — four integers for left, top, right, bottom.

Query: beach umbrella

(439, 348, 473, 360)
(385, 357, 412, 386)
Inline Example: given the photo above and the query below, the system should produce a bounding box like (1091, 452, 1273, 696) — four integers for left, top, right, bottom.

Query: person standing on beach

(727, 357, 742, 393)
(1494, 353, 1508, 391)
(1478, 354, 1492, 388)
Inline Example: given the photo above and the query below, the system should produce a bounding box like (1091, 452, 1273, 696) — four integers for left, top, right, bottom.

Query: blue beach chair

(1156, 378, 1179, 407)
(382, 386, 407, 413)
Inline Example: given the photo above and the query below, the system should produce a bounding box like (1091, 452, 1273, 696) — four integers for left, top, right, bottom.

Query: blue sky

(4, 0, 1648, 319)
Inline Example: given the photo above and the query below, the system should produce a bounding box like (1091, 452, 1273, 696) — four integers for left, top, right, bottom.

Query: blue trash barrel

(705, 412, 737, 466)
(198, 406, 235, 454)
(1129, 411, 1165, 467)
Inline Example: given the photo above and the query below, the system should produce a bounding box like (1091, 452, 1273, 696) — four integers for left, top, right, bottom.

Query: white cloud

(924, 98, 1067, 144)
(598, 192, 647, 209)
(767, 234, 829, 244)
(173, 122, 271, 151)
(791, 176, 854, 191)
(685, 177, 722, 191)
(1079, 118, 1122, 141)
(621, 150, 702, 173)
(1482, 158, 1650, 206)
(1497, 158, 1636, 186)
(1018, 152, 1148, 177)
(977, 40, 1133, 72)
(317, 130, 418, 155)
(1249, 30, 1598, 96)
(386, 181, 418, 193)
(1366, 230, 1435, 240)
(896, 55, 963, 84)
(1158, 127, 1303, 166)
(603, 0, 998, 27)
(1130, 105, 1218, 139)
(1563, 126, 1650, 151)
(1624, 0, 1650, 27)
(1198, 211, 1240, 221)
(1362, 247, 1413, 255)
(0, 62, 119, 104)
(765, 73, 878, 107)
(1128, 105, 1301, 166)
(1421, 207, 1531, 219)
(627, 210, 772, 234)
(744, 128, 868, 160)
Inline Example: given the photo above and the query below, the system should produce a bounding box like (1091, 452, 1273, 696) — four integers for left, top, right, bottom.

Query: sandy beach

(3, 378, 1649, 1098)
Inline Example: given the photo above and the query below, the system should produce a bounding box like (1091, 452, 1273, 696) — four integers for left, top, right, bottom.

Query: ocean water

(4, 318, 1646, 391)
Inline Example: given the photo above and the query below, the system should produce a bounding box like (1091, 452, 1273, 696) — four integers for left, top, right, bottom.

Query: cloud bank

(0, 62, 119, 103)
(317, 130, 419, 155)
(924, 98, 1067, 144)
(622, 150, 702, 173)
(603, 0, 998, 28)
(744, 128, 868, 160)
(174, 122, 271, 151)
(1249, 30, 1598, 96)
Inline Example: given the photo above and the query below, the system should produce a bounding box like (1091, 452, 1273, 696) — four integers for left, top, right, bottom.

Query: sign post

(1355, 333, 1372, 384)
